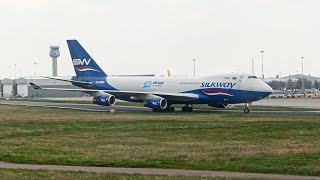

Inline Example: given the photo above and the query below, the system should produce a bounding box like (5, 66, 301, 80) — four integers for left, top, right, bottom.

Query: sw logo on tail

(72, 58, 100, 72)
(73, 59, 92, 66)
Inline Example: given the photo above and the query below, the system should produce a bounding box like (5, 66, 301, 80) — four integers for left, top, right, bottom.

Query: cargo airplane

(30, 40, 273, 113)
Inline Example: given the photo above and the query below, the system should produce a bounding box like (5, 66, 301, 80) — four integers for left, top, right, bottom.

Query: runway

(0, 101, 150, 112)
(253, 98, 320, 109)
(1, 100, 320, 114)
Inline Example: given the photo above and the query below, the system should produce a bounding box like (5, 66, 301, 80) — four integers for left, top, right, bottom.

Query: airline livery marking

(203, 89, 234, 96)
(143, 81, 164, 88)
(73, 58, 92, 66)
(73, 59, 100, 72)
(200, 82, 236, 89)
(76, 66, 100, 72)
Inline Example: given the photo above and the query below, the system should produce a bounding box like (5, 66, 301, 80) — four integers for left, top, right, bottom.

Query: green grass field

(1, 105, 320, 176)
(1, 97, 319, 111)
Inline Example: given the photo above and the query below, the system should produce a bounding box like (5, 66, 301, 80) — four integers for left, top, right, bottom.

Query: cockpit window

(232, 77, 237, 80)
(248, 76, 257, 79)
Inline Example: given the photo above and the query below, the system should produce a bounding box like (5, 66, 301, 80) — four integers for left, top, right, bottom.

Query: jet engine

(144, 98, 167, 110)
(93, 94, 116, 106)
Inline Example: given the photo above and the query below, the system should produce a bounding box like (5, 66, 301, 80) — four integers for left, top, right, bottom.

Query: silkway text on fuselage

(200, 82, 236, 89)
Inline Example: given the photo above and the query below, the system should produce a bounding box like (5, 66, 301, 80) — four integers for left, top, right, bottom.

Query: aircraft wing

(153, 92, 198, 101)
(29, 83, 198, 101)
(104, 90, 199, 101)
(42, 76, 93, 86)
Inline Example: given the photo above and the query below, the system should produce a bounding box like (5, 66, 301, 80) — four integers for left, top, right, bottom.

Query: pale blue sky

(0, 0, 319, 78)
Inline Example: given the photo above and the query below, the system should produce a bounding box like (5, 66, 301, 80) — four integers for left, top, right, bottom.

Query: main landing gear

(152, 106, 175, 112)
(182, 105, 193, 112)
(166, 106, 175, 112)
(244, 103, 250, 114)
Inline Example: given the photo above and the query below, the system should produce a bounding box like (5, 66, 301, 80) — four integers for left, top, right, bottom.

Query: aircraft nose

(251, 80, 273, 100)
(260, 81, 273, 98)
(264, 82, 273, 93)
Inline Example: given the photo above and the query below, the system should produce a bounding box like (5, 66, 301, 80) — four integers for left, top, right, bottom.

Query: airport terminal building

(0, 77, 86, 98)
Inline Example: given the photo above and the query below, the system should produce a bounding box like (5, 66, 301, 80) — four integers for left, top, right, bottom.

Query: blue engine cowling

(93, 95, 116, 106)
(144, 98, 167, 110)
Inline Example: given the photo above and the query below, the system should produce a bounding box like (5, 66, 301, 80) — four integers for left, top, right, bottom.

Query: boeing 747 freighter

(30, 40, 272, 113)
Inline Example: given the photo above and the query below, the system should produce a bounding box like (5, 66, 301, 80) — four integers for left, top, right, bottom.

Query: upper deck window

(248, 76, 257, 79)
(225, 77, 230, 79)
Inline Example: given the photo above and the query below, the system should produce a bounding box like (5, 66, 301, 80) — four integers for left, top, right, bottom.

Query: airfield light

(34, 62, 37, 77)
(260, 50, 264, 80)
(301, 56, 305, 96)
(14, 64, 17, 78)
(193, 59, 196, 77)
(252, 57, 254, 74)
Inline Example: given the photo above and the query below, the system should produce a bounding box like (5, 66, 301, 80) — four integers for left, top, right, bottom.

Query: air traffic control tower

(49, 45, 60, 76)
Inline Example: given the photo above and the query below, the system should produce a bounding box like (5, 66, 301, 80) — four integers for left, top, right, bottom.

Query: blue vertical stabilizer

(67, 40, 107, 77)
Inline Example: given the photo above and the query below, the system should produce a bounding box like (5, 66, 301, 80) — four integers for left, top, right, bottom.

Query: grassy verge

(0, 169, 252, 180)
(1, 105, 320, 176)
(0, 97, 318, 111)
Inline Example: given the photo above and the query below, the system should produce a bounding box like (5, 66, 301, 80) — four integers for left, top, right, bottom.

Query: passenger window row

(224, 77, 238, 80)
(248, 76, 257, 79)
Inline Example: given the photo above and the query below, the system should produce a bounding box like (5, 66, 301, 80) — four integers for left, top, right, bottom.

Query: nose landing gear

(244, 103, 250, 114)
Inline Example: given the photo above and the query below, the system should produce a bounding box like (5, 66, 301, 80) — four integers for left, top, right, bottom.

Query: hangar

(1, 78, 14, 98)
(1, 77, 86, 98)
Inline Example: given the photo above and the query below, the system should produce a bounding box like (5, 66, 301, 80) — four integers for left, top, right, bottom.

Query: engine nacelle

(93, 94, 116, 106)
(144, 98, 167, 110)
(208, 103, 229, 108)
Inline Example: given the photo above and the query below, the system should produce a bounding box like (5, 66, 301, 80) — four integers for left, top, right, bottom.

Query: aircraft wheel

(244, 108, 250, 114)
(164, 106, 174, 112)
(182, 106, 193, 112)
(182, 107, 187, 112)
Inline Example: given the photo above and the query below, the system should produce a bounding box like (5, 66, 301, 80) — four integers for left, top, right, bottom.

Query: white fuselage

(106, 74, 270, 93)
(78, 73, 273, 105)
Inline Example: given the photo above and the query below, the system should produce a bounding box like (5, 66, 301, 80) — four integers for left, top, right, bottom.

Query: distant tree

(305, 80, 312, 89)
(295, 78, 302, 89)
(267, 81, 279, 90)
(279, 81, 286, 90)
(314, 80, 320, 89)
(267, 81, 286, 90)
(287, 79, 294, 90)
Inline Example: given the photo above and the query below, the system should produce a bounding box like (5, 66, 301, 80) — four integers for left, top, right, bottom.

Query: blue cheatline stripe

(183, 88, 272, 104)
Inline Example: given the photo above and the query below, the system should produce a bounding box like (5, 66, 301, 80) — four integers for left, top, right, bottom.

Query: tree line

(267, 78, 320, 90)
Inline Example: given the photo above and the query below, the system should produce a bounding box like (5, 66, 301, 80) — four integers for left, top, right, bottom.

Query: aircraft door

(239, 75, 254, 90)
(237, 75, 244, 89)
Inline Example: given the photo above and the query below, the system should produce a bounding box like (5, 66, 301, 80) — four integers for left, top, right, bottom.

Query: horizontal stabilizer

(29, 83, 41, 89)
